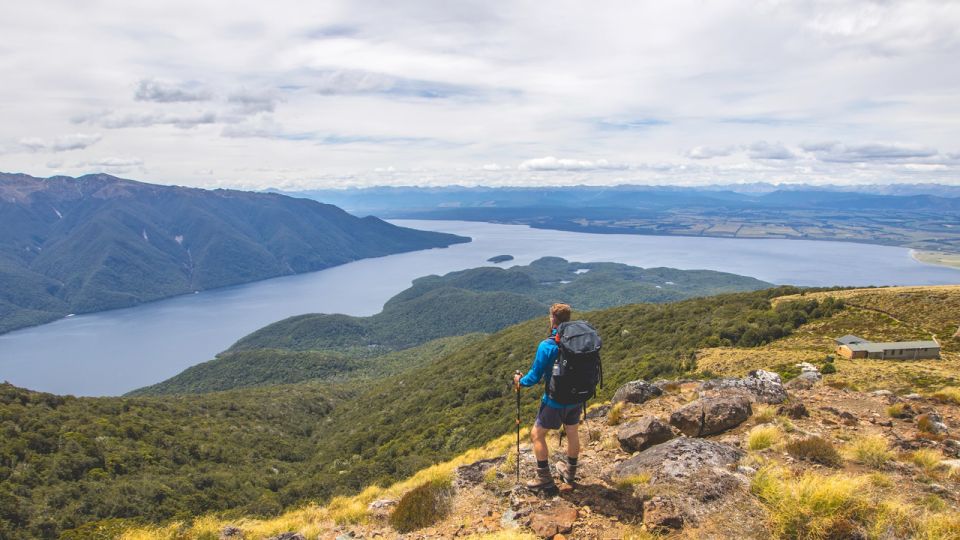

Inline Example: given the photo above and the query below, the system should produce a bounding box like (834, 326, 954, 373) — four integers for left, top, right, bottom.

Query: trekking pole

(514, 370, 522, 484)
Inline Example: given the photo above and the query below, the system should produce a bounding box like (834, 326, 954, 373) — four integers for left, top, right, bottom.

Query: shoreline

(910, 249, 960, 271)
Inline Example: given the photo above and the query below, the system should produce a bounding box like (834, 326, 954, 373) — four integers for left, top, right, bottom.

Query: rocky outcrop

(612, 380, 663, 404)
(612, 438, 745, 484)
(617, 417, 676, 453)
(699, 369, 787, 404)
(670, 396, 752, 437)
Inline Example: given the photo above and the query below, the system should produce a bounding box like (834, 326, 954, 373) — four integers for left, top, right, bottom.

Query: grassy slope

(698, 285, 960, 393)
(2, 287, 836, 537)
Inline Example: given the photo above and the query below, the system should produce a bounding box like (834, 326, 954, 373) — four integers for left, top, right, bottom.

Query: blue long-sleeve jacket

(518, 329, 580, 409)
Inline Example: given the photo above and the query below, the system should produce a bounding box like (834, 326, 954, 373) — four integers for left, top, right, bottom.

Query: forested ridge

(0, 172, 467, 334)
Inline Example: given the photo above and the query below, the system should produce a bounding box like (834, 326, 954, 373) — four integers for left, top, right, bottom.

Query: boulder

(527, 503, 578, 538)
(699, 369, 787, 404)
(612, 380, 663, 404)
(785, 372, 820, 391)
(670, 396, 752, 437)
(612, 437, 745, 484)
(618, 417, 676, 453)
(643, 496, 684, 531)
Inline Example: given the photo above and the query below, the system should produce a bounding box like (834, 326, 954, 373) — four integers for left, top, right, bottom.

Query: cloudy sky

(1, 0, 958, 189)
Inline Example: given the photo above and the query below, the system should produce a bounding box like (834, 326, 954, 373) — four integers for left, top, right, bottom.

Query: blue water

(1, 220, 958, 396)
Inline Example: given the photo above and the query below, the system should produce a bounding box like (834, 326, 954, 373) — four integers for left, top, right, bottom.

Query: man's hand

(513, 371, 523, 390)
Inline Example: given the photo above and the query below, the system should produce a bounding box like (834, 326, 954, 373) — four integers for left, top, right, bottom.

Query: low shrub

(845, 435, 893, 469)
(820, 363, 837, 375)
(784, 436, 843, 467)
(389, 479, 454, 533)
(748, 425, 783, 451)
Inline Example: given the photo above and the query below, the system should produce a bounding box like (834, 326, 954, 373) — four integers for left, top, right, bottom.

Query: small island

(487, 254, 514, 263)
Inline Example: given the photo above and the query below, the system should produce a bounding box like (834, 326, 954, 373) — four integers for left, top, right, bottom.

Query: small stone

(528, 505, 578, 538)
(737, 465, 757, 475)
(267, 534, 305, 540)
(904, 393, 923, 400)
(220, 526, 243, 539)
(870, 390, 894, 397)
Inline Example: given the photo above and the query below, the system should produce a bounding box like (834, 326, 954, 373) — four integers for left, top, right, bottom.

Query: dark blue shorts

(535, 402, 583, 429)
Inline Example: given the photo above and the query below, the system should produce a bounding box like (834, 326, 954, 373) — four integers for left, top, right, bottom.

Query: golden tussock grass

(844, 434, 893, 469)
(750, 465, 960, 540)
(931, 386, 960, 405)
(607, 401, 625, 426)
(615, 472, 652, 492)
(750, 465, 872, 539)
(751, 403, 778, 424)
(747, 424, 783, 451)
(909, 448, 945, 475)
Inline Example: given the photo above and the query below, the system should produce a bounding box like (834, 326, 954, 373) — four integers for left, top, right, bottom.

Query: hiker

(514, 303, 601, 489)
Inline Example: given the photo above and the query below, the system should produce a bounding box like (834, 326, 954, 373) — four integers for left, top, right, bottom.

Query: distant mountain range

(130, 257, 771, 395)
(0, 173, 468, 334)
(283, 185, 960, 254)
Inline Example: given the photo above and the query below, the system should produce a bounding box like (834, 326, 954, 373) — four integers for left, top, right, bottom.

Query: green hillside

(128, 335, 484, 396)
(133, 258, 771, 396)
(0, 287, 841, 538)
(229, 257, 770, 353)
(0, 172, 468, 334)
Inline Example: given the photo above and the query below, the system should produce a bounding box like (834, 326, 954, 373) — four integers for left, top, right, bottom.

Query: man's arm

(518, 341, 552, 388)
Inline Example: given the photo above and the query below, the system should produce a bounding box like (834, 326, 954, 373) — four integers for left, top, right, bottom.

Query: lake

(2, 220, 959, 396)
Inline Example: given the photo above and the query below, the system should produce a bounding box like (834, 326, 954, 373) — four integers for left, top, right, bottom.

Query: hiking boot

(525, 465, 556, 491)
(556, 458, 578, 484)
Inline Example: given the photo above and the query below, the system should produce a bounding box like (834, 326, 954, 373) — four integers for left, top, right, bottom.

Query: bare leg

(531, 424, 549, 461)
(564, 424, 580, 459)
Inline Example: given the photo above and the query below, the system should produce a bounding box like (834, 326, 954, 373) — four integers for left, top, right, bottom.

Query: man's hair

(550, 303, 572, 325)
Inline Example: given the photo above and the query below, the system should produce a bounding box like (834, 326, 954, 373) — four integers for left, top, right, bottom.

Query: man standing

(513, 303, 582, 490)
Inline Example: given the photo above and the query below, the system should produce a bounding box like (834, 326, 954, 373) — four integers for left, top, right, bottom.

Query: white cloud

(0, 0, 957, 188)
(18, 133, 102, 152)
(519, 156, 629, 171)
(746, 141, 796, 161)
(801, 141, 939, 163)
(135, 79, 211, 103)
(687, 146, 733, 160)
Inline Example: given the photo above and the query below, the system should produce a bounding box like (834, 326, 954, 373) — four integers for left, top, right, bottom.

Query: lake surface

(2, 220, 959, 396)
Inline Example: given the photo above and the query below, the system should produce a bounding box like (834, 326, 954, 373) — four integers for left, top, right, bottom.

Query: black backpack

(547, 320, 603, 405)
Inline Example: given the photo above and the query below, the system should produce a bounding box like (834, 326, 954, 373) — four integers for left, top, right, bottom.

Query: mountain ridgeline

(0, 287, 846, 538)
(0, 173, 468, 334)
(129, 258, 771, 395)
